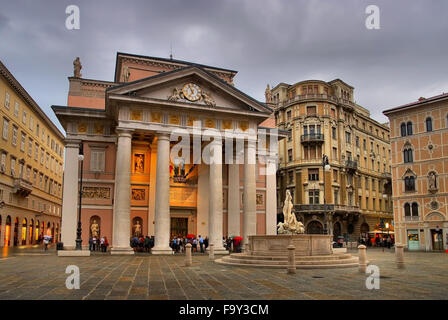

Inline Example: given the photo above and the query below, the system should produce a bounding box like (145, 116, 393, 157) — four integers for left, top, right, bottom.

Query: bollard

(395, 243, 405, 268)
(185, 243, 192, 267)
(358, 245, 367, 273)
(209, 244, 215, 260)
(287, 245, 296, 274)
(244, 243, 249, 254)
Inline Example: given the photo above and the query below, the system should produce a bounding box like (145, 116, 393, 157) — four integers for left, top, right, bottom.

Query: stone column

(265, 157, 277, 235)
(423, 224, 431, 251)
(228, 163, 240, 237)
(243, 139, 257, 246)
(17, 222, 23, 246)
(60, 140, 80, 250)
(152, 133, 172, 254)
(209, 139, 227, 254)
(111, 129, 134, 255)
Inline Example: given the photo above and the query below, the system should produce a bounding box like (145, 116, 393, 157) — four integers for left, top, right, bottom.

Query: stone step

(228, 253, 354, 261)
(215, 258, 359, 269)
(220, 256, 359, 266)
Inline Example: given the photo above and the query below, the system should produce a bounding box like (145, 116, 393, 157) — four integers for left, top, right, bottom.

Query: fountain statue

(277, 190, 305, 234)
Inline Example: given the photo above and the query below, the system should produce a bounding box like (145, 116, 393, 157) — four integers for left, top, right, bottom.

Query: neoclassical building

(271, 79, 393, 242)
(53, 52, 279, 254)
(384, 94, 448, 251)
(0, 61, 64, 247)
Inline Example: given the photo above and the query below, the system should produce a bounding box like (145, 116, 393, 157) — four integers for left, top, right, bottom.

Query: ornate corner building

(384, 94, 448, 251)
(0, 61, 64, 247)
(271, 79, 393, 242)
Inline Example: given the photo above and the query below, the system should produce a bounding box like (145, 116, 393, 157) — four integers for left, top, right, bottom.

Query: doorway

(306, 220, 323, 234)
(171, 218, 188, 238)
(431, 229, 443, 251)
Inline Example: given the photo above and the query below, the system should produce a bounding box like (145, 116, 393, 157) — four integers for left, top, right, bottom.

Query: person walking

(88, 237, 93, 251)
(193, 237, 198, 252)
(204, 237, 209, 252)
(92, 236, 97, 251)
(199, 235, 204, 253)
(103, 236, 109, 252)
(144, 236, 151, 253)
(100, 236, 105, 252)
(43, 237, 49, 251)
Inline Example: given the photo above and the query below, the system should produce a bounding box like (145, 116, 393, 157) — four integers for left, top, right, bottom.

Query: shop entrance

(171, 218, 188, 239)
(431, 229, 443, 251)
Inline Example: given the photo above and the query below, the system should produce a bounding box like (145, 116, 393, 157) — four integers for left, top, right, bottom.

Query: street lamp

(75, 142, 84, 250)
(322, 154, 331, 235)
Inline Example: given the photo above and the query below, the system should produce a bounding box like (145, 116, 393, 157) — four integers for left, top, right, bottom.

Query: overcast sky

(1, 0, 447, 133)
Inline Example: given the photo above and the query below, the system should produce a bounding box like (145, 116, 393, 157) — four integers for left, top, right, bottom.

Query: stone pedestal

(358, 245, 367, 273)
(287, 245, 296, 274)
(57, 250, 91, 257)
(395, 243, 405, 268)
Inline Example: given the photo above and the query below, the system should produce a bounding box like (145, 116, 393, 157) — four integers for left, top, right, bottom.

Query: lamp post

(322, 154, 331, 235)
(75, 142, 84, 250)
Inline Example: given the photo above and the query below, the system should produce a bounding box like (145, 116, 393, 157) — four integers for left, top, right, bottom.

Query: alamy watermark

(365, 5, 380, 30)
(66, 5, 80, 30)
(65, 265, 80, 289)
(365, 264, 380, 290)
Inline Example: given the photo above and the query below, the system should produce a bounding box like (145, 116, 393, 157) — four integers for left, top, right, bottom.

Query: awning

(368, 230, 394, 234)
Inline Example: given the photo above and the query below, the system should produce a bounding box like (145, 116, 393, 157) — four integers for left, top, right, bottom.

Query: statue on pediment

(73, 57, 82, 78)
(168, 88, 184, 101)
(201, 91, 216, 107)
(265, 84, 272, 103)
(122, 66, 130, 82)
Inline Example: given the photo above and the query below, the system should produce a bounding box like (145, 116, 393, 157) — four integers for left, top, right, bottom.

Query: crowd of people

(359, 233, 394, 248)
(130, 235, 154, 252)
(88, 236, 109, 252)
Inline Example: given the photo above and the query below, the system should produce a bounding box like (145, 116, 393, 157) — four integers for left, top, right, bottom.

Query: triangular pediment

(107, 66, 271, 115)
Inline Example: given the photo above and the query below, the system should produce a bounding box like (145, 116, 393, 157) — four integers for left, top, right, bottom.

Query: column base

(151, 247, 174, 255)
(110, 247, 135, 255)
(212, 247, 229, 255)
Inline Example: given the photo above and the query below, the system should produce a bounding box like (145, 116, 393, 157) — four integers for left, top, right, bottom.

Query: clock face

(182, 83, 202, 101)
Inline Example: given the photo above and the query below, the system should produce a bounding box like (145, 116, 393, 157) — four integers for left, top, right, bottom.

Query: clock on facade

(182, 83, 202, 101)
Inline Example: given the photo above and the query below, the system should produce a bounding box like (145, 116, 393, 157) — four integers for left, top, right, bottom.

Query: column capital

(156, 132, 171, 141)
(64, 139, 82, 148)
(115, 128, 134, 138)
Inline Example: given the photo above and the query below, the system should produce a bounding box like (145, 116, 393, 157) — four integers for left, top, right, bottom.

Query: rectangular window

(355, 136, 360, 148)
(345, 132, 351, 144)
(288, 149, 293, 162)
(14, 102, 19, 117)
(36, 123, 40, 137)
(40, 148, 44, 165)
(4, 92, 10, 109)
(306, 106, 317, 115)
(365, 177, 369, 190)
(34, 143, 39, 161)
(91, 150, 106, 172)
(28, 138, 33, 157)
(33, 170, 37, 185)
(331, 108, 336, 118)
(288, 171, 294, 185)
(332, 127, 337, 139)
(45, 153, 49, 168)
(20, 132, 26, 152)
(12, 125, 18, 146)
(2, 118, 9, 140)
(29, 116, 34, 131)
(332, 147, 337, 159)
(333, 170, 338, 182)
(0, 153, 6, 171)
(22, 110, 27, 125)
(10, 157, 16, 176)
(308, 168, 319, 181)
(334, 190, 339, 204)
(363, 139, 366, 150)
(309, 190, 320, 204)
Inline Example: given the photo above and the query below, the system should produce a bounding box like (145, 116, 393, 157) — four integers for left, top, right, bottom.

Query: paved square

(0, 247, 447, 300)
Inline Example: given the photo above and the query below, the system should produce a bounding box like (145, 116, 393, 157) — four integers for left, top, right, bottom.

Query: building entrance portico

(53, 52, 280, 255)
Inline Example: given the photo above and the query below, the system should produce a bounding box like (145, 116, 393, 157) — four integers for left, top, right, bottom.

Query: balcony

(13, 178, 33, 197)
(301, 133, 324, 144)
(404, 216, 420, 222)
(382, 172, 392, 179)
(334, 204, 361, 214)
(345, 160, 358, 172)
(295, 204, 334, 213)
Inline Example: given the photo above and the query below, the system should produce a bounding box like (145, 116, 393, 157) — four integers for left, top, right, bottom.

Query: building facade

(272, 79, 393, 243)
(384, 94, 448, 251)
(53, 52, 279, 254)
(0, 61, 64, 247)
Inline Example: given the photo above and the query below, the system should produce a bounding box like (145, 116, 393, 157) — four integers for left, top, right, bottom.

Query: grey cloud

(0, 0, 447, 132)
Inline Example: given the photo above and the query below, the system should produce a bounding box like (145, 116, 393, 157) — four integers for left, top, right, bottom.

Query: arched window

(404, 176, 415, 191)
(406, 121, 413, 135)
(426, 117, 433, 132)
(404, 203, 411, 216)
(403, 148, 413, 163)
(411, 202, 419, 216)
(400, 123, 407, 137)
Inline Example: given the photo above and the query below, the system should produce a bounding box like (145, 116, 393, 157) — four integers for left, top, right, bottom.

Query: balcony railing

(13, 178, 33, 197)
(334, 204, 361, 213)
(345, 160, 358, 171)
(279, 94, 356, 109)
(301, 133, 324, 143)
(295, 204, 334, 212)
(404, 216, 420, 221)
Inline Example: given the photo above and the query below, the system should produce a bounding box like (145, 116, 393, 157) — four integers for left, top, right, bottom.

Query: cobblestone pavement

(0, 246, 447, 300)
